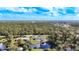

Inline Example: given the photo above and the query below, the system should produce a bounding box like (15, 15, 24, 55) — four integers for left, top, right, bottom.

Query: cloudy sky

(0, 7, 79, 20)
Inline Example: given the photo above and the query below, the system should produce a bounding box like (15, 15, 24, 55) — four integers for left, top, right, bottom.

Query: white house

(0, 43, 6, 50)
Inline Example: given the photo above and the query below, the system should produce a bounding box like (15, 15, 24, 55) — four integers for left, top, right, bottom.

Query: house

(0, 43, 6, 51)
(75, 29, 79, 39)
(17, 47, 23, 51)
(30, 42, 50, 49)
(33, 37, 48, 42)
(30, 44, 40, 49)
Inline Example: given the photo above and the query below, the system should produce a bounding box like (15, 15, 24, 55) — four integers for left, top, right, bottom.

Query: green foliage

(0, 22, 78, 51)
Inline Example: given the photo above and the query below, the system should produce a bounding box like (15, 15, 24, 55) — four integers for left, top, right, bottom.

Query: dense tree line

(0, 22, 58, 36)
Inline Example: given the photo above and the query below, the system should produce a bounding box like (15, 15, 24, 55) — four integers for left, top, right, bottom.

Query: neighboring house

(76, 34, 79, 38)
(30, 44, 40, 49)
(0, 43, 6, 51)
(17, 47, 23, 51)
(30, 42, 50, 49)
(75, 30, 79, 39)
(64, 46, 74, 51)
(34, 37, 48, 42)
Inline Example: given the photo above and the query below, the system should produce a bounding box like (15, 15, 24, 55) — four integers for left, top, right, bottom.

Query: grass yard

(30, 39, 40, 44)
(31, 48, 43, 51)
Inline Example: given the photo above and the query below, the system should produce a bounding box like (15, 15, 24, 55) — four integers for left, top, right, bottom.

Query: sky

(0, 7, 79, 20)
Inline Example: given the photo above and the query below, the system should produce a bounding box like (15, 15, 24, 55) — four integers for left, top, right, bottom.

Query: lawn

(31, 48, 43, 51)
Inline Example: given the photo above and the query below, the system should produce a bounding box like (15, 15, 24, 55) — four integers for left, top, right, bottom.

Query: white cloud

(4, 7, 29, 12)
(41, 7, 58, 16)
(0, 13, 3, 16)
(0, 7, 78, 17)
(75, 7, 79, 13)
(43, 7, 67, 16)
(0, 7, 39, 14)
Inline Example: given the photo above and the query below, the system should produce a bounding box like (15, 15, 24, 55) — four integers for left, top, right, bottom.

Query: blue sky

(0, 7, 79, 20)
